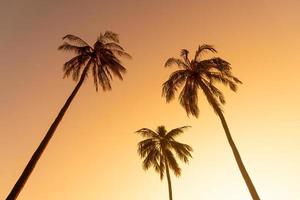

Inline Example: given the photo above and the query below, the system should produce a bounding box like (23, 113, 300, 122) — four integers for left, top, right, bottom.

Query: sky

(1, 0, 300, 199)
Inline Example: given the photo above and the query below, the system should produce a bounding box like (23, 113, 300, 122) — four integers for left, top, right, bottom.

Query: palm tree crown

(58, 31, 131, 91)
(136, 126, 192, 179)
(162, 44, 242, 117)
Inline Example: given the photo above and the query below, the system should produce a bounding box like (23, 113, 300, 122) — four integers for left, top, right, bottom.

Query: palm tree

(162, 45, 260, 200)
(136, 126, 193, 200)
(6, 31, 131, 200)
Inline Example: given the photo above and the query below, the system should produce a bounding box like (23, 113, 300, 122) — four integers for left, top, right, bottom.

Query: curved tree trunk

(6, 67, 89, 200)
(216, 110, 260, 200)
(198, 82, 260, 200)
(165, 160, 173, 200)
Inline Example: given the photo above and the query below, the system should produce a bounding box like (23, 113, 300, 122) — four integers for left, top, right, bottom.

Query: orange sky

(1, 0, 300, 199)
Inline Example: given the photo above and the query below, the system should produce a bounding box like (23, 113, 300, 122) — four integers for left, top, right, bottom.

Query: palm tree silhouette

(6, 31, 131, 200)
(136, 126, 193, 200)
(162, 45, 260, 200)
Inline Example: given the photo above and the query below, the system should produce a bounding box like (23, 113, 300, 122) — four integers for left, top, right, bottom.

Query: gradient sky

(1, 0, 300, 199)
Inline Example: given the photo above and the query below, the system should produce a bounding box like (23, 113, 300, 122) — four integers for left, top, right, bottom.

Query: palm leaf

(99, 31, 120, 43)
(138, 139, 158, 157)
(206, 72, 239, 92)
(198, 80, 223, 114)
(58, 42, 91, 55)
(194, 44, 217, 61)
(62, 34, 89, 46)
(180, 49, 191, 66)
(165, 149, 181, 176)
(63, 55, 89, 80)
(165, 126, 191, 139)
(159, 155, 165, 180)
(165, 58, 189, 69)
(97, 65, 112, 91)
(143, 148, 160, 170)
(156, 126, 167, 137)
(136, 128, 159, 138)
(110, 49, 132, 59)
(179, 78, 199, 117)
(169, 141, 193, 163)
(207, 81, 226, 104)
(162, 70, 189, 102)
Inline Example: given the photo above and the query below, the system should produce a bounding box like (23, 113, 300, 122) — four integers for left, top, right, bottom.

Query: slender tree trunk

(165, 159, 173, 200)
(198, 82, 260, 199)
(6, 67, 89, 200)
(216, 109, 260, 200)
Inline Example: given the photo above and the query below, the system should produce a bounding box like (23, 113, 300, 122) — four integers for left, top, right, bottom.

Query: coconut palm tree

(6, 31, 131, 200)
(162, 45, 260, 200)
(136, 126, 193, 200)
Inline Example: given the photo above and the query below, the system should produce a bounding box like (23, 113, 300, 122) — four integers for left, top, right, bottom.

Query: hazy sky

(1, 0, 300, 199)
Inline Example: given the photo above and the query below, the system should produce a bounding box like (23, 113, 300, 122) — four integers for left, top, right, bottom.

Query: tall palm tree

(6, 31, 131, 200)
(136, 126, 193, 200)
(162, 45, 260, 200)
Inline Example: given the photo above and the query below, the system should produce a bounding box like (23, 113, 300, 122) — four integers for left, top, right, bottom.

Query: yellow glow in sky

(1, 0, 300, 199)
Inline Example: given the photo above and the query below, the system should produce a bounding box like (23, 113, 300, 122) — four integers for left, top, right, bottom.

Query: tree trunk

(165, 159, 173, 200)
(216, 109, 260, 200)
(6, 67, 89, 200)
(198, 81, 260, 199)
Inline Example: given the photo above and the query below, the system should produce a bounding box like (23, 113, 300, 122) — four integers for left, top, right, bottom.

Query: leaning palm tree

(136, 126, 193, 200)
(6, 31, 131, 200)
(162, 45, 260, 200)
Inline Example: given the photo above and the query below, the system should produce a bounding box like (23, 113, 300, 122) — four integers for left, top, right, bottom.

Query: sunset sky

(1, 0, 300, 199)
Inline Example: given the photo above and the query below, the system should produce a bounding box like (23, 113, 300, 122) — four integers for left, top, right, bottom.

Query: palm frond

(142, 148, 160, 170)
(180, 49, 191, 66)
(94, 56, 125, 91)
(164, 58, 189, 69)
(156, 126, 167, 137)
(165, 149, 181, 176)
(99, 31, 120, 43)
(198, 80, 223, 114)
(97, 65, 112, 91)
(92, 61, 99, 91)
(222, 71, 243, 84)
(139, 139, 164, 179)
(111, 49, 132, 59)
(162, 70, 189, 102)
(136, 128, 159, 138)
(97, 50, 127, 81)
(159, 155, 165, 180)
(104, 42, 132, 59)
(165, 126, 191, 139)
(62, 34, 89, 46)
(104, 31, 120, 43)
(197, 57, 231, 73)
(58, 42, 91, 55)
(169, 141, 193, 163)
(232, 76, 242, 84)
(211, 57, 231, 71)
(179, 78, 199, 117)
(207, 81, 226, 104)
(138, 139, 158, 157)
(63, 55, 89, 81)
(194, 44, 217, 61)
(104, 42, 124, 51)
(206, 72, 239, 92)
(104, 65, 113, 80)
(106, 62, 126, 80)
